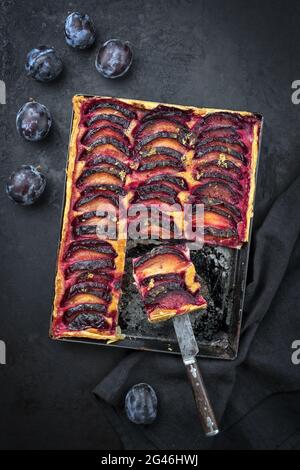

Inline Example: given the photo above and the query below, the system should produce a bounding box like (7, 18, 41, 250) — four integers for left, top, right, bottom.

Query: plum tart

(51, 95, 261, 341)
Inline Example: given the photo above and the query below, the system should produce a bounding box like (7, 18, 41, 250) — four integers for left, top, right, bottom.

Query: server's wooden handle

(185, 360, 219, 437)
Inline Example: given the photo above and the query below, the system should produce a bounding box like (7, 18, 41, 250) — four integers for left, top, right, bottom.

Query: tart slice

(132, 244, 207, 322)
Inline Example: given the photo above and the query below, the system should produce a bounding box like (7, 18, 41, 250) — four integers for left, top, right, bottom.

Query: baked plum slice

(62, 304, 111, 332)
(127, 214, 180, 240)
(74, 194, 120, 210)
(83, 99, 137, 119)
(195, 196, 242, 222)
(197, 126, 239, 140)
(133, 183, 179, 206)
(65, 259, 115, 278)
(80, 184, 126, 197)
(72, 225, 97, 237)
(194, 145, 247, 165)
(136, 183, 178, 198)
(138, 159, 184, 173)
(62, 303, 110, 330)
(133, 192, 178, 205)
(193, 159, 244, 179)
(204, 226, 238, 240)
(75, 272, 114, 284)
(86, 137, 131, 156)
(144, 174, 188, 191)
(72, 216, 118, 238)
(144, 283, 200, 310)
(74, 184, 125, 210)
(196, 137, 248, 154)
(141, 105, 191, 124)
(63, 302, 107, 319)
(81, 126, 130, 146)
(72, 210, 116, 226)
(140, 146, 183, 163)
(195, 172, 243, 191)
(79, 139, 131, 161)
(76, 167, 126, 188)
(63, 239, 117, 260)
(133, 118, 189, 138)
(200, 112, 243, 129)
(191, 181, 241, 206)
(140, 272, 184, 287)
(137, 155, 181, 170)
(61, 281, 111, 305)
(67, 313, 108, 331)
(135, 132, 189, 152)
(85, 113, 131, 129)
(134, 246, 188, 278)
(85, 155, 131, 174)
(203, 208, 237, 230)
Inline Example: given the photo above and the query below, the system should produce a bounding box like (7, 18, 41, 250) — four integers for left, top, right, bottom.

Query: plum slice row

(53, 97, 140, 339)
(130, 106, 190, 234)
(133, 105, 195, 177)
(192, 110, 259, 245)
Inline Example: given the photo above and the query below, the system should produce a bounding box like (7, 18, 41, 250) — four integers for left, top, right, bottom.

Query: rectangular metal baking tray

(54, 95, 263, 360)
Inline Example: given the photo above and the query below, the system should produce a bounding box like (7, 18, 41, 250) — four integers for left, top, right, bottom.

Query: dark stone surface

(0, 0, 299, 450)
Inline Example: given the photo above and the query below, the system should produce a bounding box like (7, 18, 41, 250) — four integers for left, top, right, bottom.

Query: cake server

(173, 313, 219, 437)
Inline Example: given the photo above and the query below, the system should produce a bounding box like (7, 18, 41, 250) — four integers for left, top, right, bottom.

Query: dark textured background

(0, 0, 299, 450)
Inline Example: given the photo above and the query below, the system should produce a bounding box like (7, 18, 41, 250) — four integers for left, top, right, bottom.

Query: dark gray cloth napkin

(94, 175, 300, 450)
